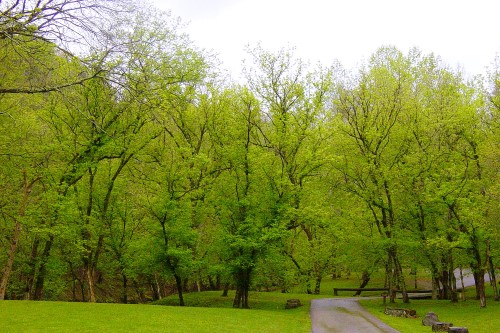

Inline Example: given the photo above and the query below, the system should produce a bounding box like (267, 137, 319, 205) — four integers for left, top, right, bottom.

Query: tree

(0, 0, 136, 95)
(334, 47, 416, 303)
(133, 51, 220, 305)
(0, 45, 67, 299)
(244, 45, 337, 294)
(208, 86, 282, 308)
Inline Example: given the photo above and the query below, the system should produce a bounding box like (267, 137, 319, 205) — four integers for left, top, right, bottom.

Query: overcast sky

(153, 0, 499, 79)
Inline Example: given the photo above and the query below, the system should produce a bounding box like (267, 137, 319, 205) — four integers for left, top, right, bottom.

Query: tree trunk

(0, 172, 40, 300)
(196, 280, 201, 292)
(410, 267, 417, 289)
(306, 279, 312, 295)
(149, 276, 160, 301)
(314, 276, 322, 295)
(459, 267, 466, 301)
(134, 279, 146, 303)
(386, 258, 396, 303)
(24, 238, 40, 300)
(233, 268, 251, 308)
(440, 268, 451, 300)
(33, 235, 54, 300)
(208, 276, 216, 290)
(354, 270, 370, 296)
(471, 240, 486, 307)
(431, 276, 439, 300)
(174, 273, 185, 306)
(86, 264, 97, 303)
(485, 242, 499, 301)
(121, 273, 128, 304)
(82, 167, 97, 303)
(233, 287, 241, 307)
(389, 247, 409, 303)
(488, 257, 499, 301)
(216, 274, 221, 290)
(450, 266, 458, 303)
(0, 219, 22, 300)
(475, 270, 486, 308)
(395, 256, 409, 303)
(221, 283, 229, 297)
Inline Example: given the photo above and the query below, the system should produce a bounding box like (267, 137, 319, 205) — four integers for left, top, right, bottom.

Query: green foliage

(1, 0, 499, 311)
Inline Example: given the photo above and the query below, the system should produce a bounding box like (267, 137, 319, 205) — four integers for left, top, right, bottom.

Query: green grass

(2, 275, 496, 332)
(154, 290, 319, 309)
(0, 292, 313, 332)
(360, 297, 500, 332)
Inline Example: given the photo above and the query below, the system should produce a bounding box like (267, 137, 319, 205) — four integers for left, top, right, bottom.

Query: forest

(1, 0, 499, 310)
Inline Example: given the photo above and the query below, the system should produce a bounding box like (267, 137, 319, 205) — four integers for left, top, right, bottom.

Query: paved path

(310, 270, 494, 332)
(310, 298, 400, 333)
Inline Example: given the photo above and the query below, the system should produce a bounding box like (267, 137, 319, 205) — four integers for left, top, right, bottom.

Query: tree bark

(395, 257, 409, 303)
(221, 283, 229, 297)
(475, 270, 486, 308)
(0, 219, 23, 300)
(24, 237, 40, 300)
(488, 257, 499, 301)
(133, 279, 146, 303)
(389, 247, 409, 303)
(33, 235, 54, 300)
(431, 275, 440, 300)
(459, 267, 466, 301)
(86, 264, 97, 303)
(233, 268, 251, 308)
(470, 244, 486, 307)
(0, 172, 40, 300)
(314, 275, 322, 295)
(354, 270, 371, 296)
(174, 273, 185, 306)
(440, 268, 451, 300)
(121, 273, 128, 304)
(149, 276, 160, 301)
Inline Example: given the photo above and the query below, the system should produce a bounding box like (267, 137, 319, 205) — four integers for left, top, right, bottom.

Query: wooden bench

(403, 289, 433, 293)
(333, 288, 434, 296)
(333, 288, 388, 296)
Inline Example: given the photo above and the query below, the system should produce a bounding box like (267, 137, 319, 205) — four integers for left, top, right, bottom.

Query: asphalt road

(310, 298, 400, 333)
(310, 269, 493, 333)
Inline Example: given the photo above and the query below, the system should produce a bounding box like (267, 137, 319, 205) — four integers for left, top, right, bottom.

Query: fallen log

(384, 307, 417, 318)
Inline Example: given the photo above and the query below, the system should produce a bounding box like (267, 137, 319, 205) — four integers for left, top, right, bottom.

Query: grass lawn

(2, 274, 497, 332)
(360, 280, 500, 332)
(0, 292, 313, 332)
(360, 297, 500, 332)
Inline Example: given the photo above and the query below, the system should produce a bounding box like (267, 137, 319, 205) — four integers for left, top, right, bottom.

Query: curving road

(310, 298, 400, 333)
(310, 270, 493, 332)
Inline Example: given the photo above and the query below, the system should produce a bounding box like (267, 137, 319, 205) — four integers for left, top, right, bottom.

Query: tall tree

(334, 47, 415, 303)
(0, 0, 136, 95)
(244, 45, 336, 293)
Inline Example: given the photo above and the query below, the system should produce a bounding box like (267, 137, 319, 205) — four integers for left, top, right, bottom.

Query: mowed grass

(2, 273, 495, 332)
(360, 283, 500, 332)
(361, 298, 500, 332)
(0, 291, 313, 333)
(154, 290, 319, 310)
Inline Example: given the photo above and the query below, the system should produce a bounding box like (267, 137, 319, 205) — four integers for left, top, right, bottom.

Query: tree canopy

(1, 1, 499, 309)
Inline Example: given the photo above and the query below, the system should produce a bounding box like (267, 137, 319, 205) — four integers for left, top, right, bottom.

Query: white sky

(153, 0, 500, 80)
